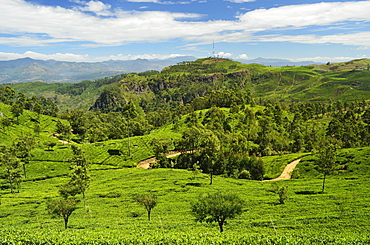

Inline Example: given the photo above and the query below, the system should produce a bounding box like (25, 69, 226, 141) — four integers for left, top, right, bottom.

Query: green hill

(4, 58, 370, 112)
(1, 58, 370, 244)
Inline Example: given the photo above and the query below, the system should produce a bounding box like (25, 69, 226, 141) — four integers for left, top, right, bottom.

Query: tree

(56, 120, 72, 140)
(45, 141, 57, 151)
(60, 109, 86, 136)
(249, 155, 265, 181)
(1, 117, 12, 130)
(60, 145, 90, 209)
(12, 135, 35, 178)
(190, 162, 202, 180)
(10, 101, 24, 124)
(47, 198, 79, 229)
(43, 99, 59, 117)
(0, 147, 23, 193)
(0, 85, 15, 104)
(315, 140, 337, 193)
(136, 194, 157, 221)
(191, 192, 244, 232)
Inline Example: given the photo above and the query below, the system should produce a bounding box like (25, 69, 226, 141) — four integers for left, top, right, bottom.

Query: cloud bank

(0, 51, 189, 62)
(0, 0, 369, 48)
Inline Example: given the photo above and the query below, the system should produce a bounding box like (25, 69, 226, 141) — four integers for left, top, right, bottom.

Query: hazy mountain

(0, 56, 197, 84)
(0, 56, 324, 84)
(237, 57, 321, 67)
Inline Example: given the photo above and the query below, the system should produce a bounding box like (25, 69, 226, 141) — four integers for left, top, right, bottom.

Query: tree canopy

(191, 192, 244, 232)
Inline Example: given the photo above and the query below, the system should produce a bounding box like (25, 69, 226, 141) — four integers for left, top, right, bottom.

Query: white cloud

(0, 51, 89, 62)
(355, 46, 369, 50)
(225, 0, 255, 3)
(236, 54, 249, 59)
(125, 0, 182, 4)
(237, 1, 370, 30)
(1, 0, 370, 49)
(0, 51, 190, 62)
(126, 0, 161, 3)
(0, 0, 210, 46)
(216, 51, 232, 57)
(76, 1, 113, 16)
(0, 36, 73, 47)
(254, 31, 370, 47)
(95, 53, 190, 61)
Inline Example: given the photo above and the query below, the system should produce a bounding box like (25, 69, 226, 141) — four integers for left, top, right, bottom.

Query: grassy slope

(0, 103, 60, 146)
(0, 160, 369, 243)
(1, 102, 370, 243)
(7, 81, 110, 111)
(297, 147, 370, 179)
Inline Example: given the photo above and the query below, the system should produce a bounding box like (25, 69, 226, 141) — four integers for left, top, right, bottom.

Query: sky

(0, 0, 369, 63)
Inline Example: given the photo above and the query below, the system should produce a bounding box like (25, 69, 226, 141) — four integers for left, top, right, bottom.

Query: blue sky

(0, 0, 369, 62)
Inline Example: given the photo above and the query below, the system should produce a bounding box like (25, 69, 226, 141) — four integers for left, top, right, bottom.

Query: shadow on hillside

(295, 190, 319, 195)
(186, 182, 202, 187)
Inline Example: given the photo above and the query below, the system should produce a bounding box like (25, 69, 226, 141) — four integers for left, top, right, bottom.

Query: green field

(1, 158, 370, 244)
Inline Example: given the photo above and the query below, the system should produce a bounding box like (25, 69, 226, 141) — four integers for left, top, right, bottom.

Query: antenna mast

(212, 41, 215, 58)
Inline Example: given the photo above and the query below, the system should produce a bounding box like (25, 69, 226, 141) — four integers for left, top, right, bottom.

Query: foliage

(315, 139, 338, 193)
(46, 198, 79, 229)
(0, 146, 23, 193)
(270, 182, 289, 204)
(60, 145, 90, 209)
(191, 192, 244, 232)
(12, 134, 36, 178)
(44, 141, 57, 151)
(135, 194, 158, 221)
(238, 170, 251, 179)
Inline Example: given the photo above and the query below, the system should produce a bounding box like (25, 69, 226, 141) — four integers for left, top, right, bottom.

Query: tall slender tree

(13, 135, 35, 178)
(60, 145, 90, 209)
(0, 146, 23, 193)
(315, 139, 337, 193)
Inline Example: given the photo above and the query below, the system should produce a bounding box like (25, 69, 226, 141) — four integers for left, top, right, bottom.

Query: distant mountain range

(237, 57, 321, 67)
(0, 57, 319, 84)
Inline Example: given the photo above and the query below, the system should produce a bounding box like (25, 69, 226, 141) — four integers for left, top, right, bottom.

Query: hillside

(4, 58, 370, 112)
(0, 146, 369, 243)
(1, 57, 370, 244)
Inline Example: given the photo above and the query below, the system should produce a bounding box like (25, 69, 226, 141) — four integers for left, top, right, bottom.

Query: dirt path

(49, 134, 71, 144)
(137, 153, 302, 181)
(263, 158, 302, 181)
(137, 151, 183, 169)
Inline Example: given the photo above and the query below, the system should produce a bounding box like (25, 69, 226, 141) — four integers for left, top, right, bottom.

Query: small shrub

(278, 186, 289, 204)
(291, 168, 300, 179)
(270, 182, 289, 204)
(239, 170, 251, 179)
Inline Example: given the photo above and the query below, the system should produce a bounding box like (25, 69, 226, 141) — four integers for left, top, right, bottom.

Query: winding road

(263, 158, 302, 181)
(137, 152, 302, 181)
(137, 151, 183, 169)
